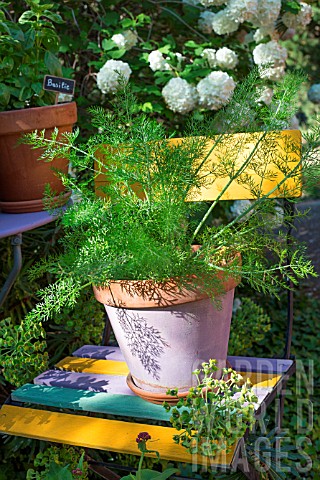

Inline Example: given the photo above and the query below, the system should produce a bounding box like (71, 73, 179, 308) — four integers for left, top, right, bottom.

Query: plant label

(43, 75, 75, 95)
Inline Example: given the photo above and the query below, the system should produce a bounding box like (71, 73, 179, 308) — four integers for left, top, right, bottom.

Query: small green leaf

(103, 11, 119, 26)
(0, 56, 14, 71)
(31, 82, 43, 95)
(43, 461, 73, 480)
(87, 41, 102, 54)
(44, 51, 62, 76)
(120, 18, 134, 29)
(282, 0, 301, 13)
(141, 102, 153, 112)
(0, 83, 10, 105)
(0, 19, 11, 34)
(102, 39, 116, 51)
(23, 28, 36, 49)
(42, 11, 64, 24)
(184, 40, 200, 49)
(109, 49, 126, 59)
(136, 13, 151, 26)
(19, 87, 32, 101)
(18, 11, 35, 24)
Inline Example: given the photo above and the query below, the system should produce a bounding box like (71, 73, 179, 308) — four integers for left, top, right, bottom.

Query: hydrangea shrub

(73, 0, 313, 125)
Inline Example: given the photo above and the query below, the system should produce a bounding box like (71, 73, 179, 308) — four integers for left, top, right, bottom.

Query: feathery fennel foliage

(23, 70, 319, 325)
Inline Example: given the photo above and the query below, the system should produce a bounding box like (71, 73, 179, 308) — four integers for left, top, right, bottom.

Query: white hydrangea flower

(175, 52, 184, 61)
(227, 0, 258, 22)
(230, 199, 253, 220)
(282, 2, 313, 29)
(96, 60, 132, 94)
(198, 11, 216, 33)
(253, 40, 287, 66)
(162, 77, 198, 114)
(251, 0, 282, 27)
(200, 0, 226, 6)
(202, 48, 217, 68)
(197, 71, 236, 110)
(259, 65, 286, 81)
(148, 50, 171, 72)
(211, 9, 240, 35)
(111, 33, 126, 49)
(256, 87, 273, 105)
(308, 84, 320, 104)
(215, 47, 238, 69)
(111, 30, 138, 50)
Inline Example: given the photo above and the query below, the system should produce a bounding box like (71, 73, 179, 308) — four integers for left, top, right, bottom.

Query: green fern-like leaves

(21, 72, 319, 326)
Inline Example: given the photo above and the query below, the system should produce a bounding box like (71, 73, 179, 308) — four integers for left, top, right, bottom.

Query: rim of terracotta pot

(126, 374, 189, 405)
(0, 191, 72, 214)
(93, 251, 241, 308)
(0, 102, 77, 135)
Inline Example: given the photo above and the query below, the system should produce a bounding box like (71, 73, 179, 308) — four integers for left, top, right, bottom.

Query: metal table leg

(0, 234, 22, 308)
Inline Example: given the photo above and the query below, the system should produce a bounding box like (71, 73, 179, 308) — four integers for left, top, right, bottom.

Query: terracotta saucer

(126, 374, 189, 405)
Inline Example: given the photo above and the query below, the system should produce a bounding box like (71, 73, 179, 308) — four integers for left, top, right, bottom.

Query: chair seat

(0, 345, 295, 471)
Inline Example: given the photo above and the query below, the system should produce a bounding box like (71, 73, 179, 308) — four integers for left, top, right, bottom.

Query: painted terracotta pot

(0, 102, 77, 213)
(93, 260, 240, 399)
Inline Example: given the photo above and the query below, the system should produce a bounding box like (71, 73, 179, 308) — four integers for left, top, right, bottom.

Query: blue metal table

(0, 211, 62, 307)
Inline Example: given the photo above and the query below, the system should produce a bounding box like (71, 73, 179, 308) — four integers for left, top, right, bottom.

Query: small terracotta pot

(0, 102, 77, 213)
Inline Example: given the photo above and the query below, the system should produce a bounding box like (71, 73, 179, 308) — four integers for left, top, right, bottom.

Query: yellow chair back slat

(94, 130, 302, 201)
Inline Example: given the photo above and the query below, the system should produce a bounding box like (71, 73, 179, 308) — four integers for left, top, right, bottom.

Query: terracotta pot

(0, 102, 77, 213)
(93, 259, 240, 399)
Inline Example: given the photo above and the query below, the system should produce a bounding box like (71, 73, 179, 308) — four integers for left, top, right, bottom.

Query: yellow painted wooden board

(0, 405, 236, 468)
(95, 131, 302, 201)
(55, 357, 280, 388)
(55, 357, 129, 376)
(239, 372, 281, 388)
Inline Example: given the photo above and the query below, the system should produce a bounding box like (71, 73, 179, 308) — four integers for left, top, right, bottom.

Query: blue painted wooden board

(34, 369, 134, 395)
(12, 384, 173, 421)
(72, 345, 124, 361)
(228, 356, 293, 374)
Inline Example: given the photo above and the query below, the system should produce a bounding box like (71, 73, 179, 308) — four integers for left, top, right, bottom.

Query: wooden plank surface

(12, 384, 172, 421)
(55, 357, 129, 376)
(13, 382, 273, 418)
(239, 372, 281, 389)
(72, 345, 124, 361)
(228, 356, 293, 374)
(0, 405, 237, 467)
(34, 369, 134, 395)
